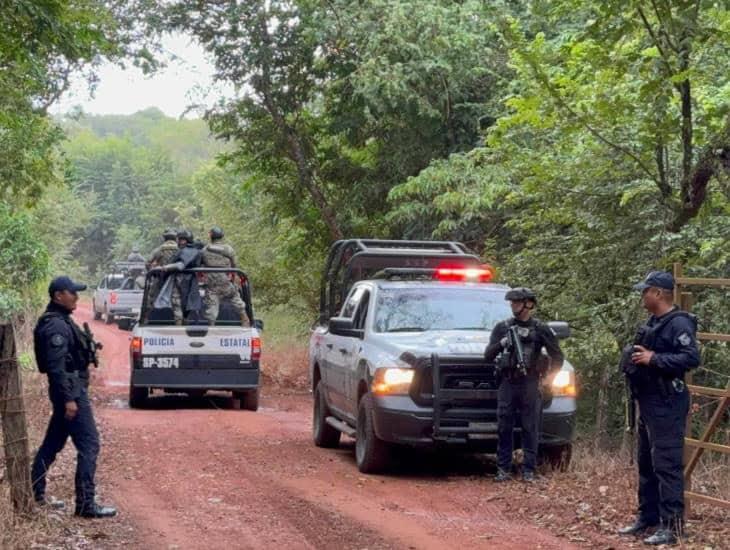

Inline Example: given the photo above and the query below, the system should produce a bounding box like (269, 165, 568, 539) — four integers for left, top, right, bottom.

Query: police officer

(484, 287, 564, 482)
(126, 246, 145, 263)
(148, 229, 179, 267)
(31, 276, 116, 518)
(154, 229, 203, 323)
(618, 271, 699, 545)
(201, 226, 249, 326)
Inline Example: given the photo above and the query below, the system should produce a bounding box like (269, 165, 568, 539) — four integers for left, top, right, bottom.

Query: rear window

(373, 287, 510, 333)
(107, 277, 124, 290)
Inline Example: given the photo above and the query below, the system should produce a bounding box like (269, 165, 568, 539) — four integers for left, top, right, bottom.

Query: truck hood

(371, 330, 491, 358)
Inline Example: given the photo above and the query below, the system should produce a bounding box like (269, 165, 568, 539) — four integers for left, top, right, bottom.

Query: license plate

(142, 357, 179, 369)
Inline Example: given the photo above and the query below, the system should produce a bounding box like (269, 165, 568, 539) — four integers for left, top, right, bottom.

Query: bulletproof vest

(202, 243, 234, 268)
(156, 241, 179, 265)
(34, 311, 89, 375)
(501, 318, 542, 378)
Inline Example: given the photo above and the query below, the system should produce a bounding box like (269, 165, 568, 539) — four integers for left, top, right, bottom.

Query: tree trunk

(0, 322, 33, 514)
(594, 359, 612, 449)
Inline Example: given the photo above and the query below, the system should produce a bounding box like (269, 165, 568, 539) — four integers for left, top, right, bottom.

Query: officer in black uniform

(31, 276, 117, 518)
(485, 287, 564, 482)
(618, 271, 699, 545)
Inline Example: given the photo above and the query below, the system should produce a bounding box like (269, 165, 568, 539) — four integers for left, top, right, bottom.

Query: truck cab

(128, 267, 262, 410)
(309, 239, 576, 473)
(93, 261, 146, 327)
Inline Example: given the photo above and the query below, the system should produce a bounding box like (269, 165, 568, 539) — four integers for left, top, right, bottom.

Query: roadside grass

(258, 306, 311, 391)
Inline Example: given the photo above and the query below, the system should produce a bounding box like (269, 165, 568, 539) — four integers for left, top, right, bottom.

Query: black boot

(35, 496, 66, 510)
(617, 518, 658, 536)
(643, 528, 677, 546)
(75, 503, 117, 518)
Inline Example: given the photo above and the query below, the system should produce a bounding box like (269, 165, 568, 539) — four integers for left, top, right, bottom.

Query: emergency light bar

(380, 265, 495, 283)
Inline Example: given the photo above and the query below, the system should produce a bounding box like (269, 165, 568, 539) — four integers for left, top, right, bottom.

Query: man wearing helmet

(127, 246, 145, 263)
(153, 230, 203, 324)
(484, 287, 564, 482)
(201, 227, 249, 326)
(144, 229, 180, 318)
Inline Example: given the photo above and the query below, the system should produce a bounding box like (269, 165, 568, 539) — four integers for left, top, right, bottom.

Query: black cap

(633, 271, 675, 291)
(48, 276, 87, 297)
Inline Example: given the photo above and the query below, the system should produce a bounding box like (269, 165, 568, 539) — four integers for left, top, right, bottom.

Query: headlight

(551, 369, 576, 397)
(372, 368, 414, 395)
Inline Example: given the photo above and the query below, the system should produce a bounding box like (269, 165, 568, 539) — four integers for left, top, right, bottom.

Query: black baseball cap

(633, 271, 675, 292)
(48, 276, 87, 297)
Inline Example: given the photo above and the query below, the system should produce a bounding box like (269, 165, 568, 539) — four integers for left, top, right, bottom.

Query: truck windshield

(373, 287, 511, 333)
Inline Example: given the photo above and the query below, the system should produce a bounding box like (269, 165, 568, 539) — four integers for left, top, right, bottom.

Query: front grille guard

(410, 354, 500, 440)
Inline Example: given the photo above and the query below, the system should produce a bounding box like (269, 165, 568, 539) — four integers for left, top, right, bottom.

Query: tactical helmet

(177, 229, 194, 243)
(131, 245, 140, 253)
(163, 228, 177, 240)
(505, 287, 537, 303)
(209, 226, 224, 240)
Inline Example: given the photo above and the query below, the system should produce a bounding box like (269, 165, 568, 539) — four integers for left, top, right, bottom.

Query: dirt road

(80, 303, 607, 550)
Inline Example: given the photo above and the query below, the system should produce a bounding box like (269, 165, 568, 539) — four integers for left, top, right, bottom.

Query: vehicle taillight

(130, 336, 142, 363)
(435, 264, 494, 282)
(251, 337, 261, 360)
(110, 292, 118, 305)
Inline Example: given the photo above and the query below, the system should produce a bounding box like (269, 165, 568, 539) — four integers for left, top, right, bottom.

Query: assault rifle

(507, 325, 528, 377)
(82, 322, 103, 368)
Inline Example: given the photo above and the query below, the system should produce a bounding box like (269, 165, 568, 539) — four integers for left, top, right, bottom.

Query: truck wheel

(541, 443, 572, 471)
(232, 389, 259, 411)
(129, 385, 148, 408)
(312, 382, 340, 448)
(93, 302, 102, 321)
(104, 306, 114, 325)
(355, 393, 391, 474)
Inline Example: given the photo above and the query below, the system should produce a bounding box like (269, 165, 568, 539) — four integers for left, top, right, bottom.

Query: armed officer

(154, 229, 203, 323)
(31, 276, 116, 518)
(148, 228, 179, 267)
(201, 226, 248, 326)
(126, 246, 145, 263)
(485, 287, 564, 482)
(618, 271, 699, 545)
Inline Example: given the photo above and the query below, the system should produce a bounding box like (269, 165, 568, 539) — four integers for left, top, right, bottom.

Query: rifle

(619, 343, 639, 433)
(507, 325, 528, 377)
(82, 322, 104, 368)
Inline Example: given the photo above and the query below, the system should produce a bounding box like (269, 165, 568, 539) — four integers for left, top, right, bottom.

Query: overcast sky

(52, 34, 227, 119)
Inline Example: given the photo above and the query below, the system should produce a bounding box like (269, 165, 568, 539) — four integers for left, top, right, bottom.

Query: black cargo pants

(31, 388, 100, 508)
(636, 388, 689, 527)
(497, 375, 541, 473)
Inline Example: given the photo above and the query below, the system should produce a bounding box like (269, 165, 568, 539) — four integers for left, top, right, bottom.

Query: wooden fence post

(0, 322, 33, 514)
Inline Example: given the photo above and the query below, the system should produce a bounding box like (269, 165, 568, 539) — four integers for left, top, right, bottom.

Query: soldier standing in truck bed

(201, 226, 248, 326)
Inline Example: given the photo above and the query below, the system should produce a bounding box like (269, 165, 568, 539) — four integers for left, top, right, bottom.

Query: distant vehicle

(309, 239, 576, 473)
(128, 267, 263, 410)
(92, 261, 146, 328)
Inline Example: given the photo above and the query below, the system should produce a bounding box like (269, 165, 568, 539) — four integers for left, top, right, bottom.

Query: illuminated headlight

(372, 368, 415, 395)
(551, 368, 576, 397)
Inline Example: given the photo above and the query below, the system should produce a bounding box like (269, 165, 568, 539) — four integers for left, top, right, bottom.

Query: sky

(52, 33, 228, 119)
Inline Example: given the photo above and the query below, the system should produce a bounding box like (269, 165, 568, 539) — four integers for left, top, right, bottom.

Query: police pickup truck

(128, 267, 262, 410)
(309, 240, 576, 473)
(92, 261, 146, 328)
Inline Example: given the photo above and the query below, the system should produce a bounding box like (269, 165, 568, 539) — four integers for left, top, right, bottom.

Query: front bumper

(371, 394, 576, 449)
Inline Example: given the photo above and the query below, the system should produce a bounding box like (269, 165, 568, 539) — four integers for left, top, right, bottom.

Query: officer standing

(484, 287, 564, 482)
(31, 276, 116, 518)
(154, 229, 203, 323)
(618, 271, 699, 545)
(201, 226, 249, 325)
(148, 229, 179, 268)
(126, 246, 145, 263)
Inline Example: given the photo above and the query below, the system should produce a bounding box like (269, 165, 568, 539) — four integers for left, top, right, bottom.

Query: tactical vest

(500, 318, 545, 379)
(155, 241, 179, 266)
(202, 243, 234, 268)
(34, 311, 90, 375)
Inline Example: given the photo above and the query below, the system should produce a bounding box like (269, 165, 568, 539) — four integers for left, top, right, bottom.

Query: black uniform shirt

(34, 302, 88, 404)
(485, 317, 564, 375)
(643, 307, 700, 380)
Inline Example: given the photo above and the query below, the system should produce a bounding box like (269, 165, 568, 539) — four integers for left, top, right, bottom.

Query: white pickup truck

(309, 239, 576, 473)
(128, 267, 262, 410)
(92, 264, 145, 327)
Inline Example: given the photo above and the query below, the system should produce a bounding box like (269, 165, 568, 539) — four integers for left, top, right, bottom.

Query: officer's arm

(485, 322, 508, 362)
(44, 324, 79, 403)
(539, 324, 564, 370)
(228, 247, 238, 269)
(650, 318, 700, 377)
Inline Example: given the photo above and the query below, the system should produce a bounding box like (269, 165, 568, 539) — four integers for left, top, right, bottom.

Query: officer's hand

(64, 400, 79, 420)
(631, 345, 654, 366)
(500, 337, 509, 349)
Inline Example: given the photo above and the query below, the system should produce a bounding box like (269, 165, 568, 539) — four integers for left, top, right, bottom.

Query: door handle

(326, 343, 333, 350)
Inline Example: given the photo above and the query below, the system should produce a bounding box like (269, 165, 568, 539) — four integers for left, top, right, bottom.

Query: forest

(2, 0, 730, 443)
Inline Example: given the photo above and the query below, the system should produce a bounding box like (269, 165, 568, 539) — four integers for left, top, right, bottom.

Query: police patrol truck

(128, 267, 262, 410)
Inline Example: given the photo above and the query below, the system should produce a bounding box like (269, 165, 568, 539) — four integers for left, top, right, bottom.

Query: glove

(500, 336, 509, 349)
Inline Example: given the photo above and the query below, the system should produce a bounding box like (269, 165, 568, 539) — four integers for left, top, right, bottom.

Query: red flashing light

(130, 336, 142, 362)
(110, 292, 118, 305)
(435, 264, 494, 283)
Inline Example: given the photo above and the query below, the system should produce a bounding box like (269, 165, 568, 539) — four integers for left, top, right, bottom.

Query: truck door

(343, 289, 369, 418)
(325, 286, 366, 414)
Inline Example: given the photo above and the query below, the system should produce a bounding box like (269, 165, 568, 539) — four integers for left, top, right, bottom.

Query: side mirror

(254, 319, 264, 331)
(329, 317, 364, 339)
(548, 321, 571, 340)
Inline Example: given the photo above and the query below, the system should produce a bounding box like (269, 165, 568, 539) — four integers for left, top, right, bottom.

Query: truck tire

(312, 382, 340, 448)
(104, 306, 114, 325)
(232, 389, 259, 411)
(355, 393, 391, 474)
(129, 385, 148, 408)
(541, 443, 572, 471)
(93, 301, 102, 320)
